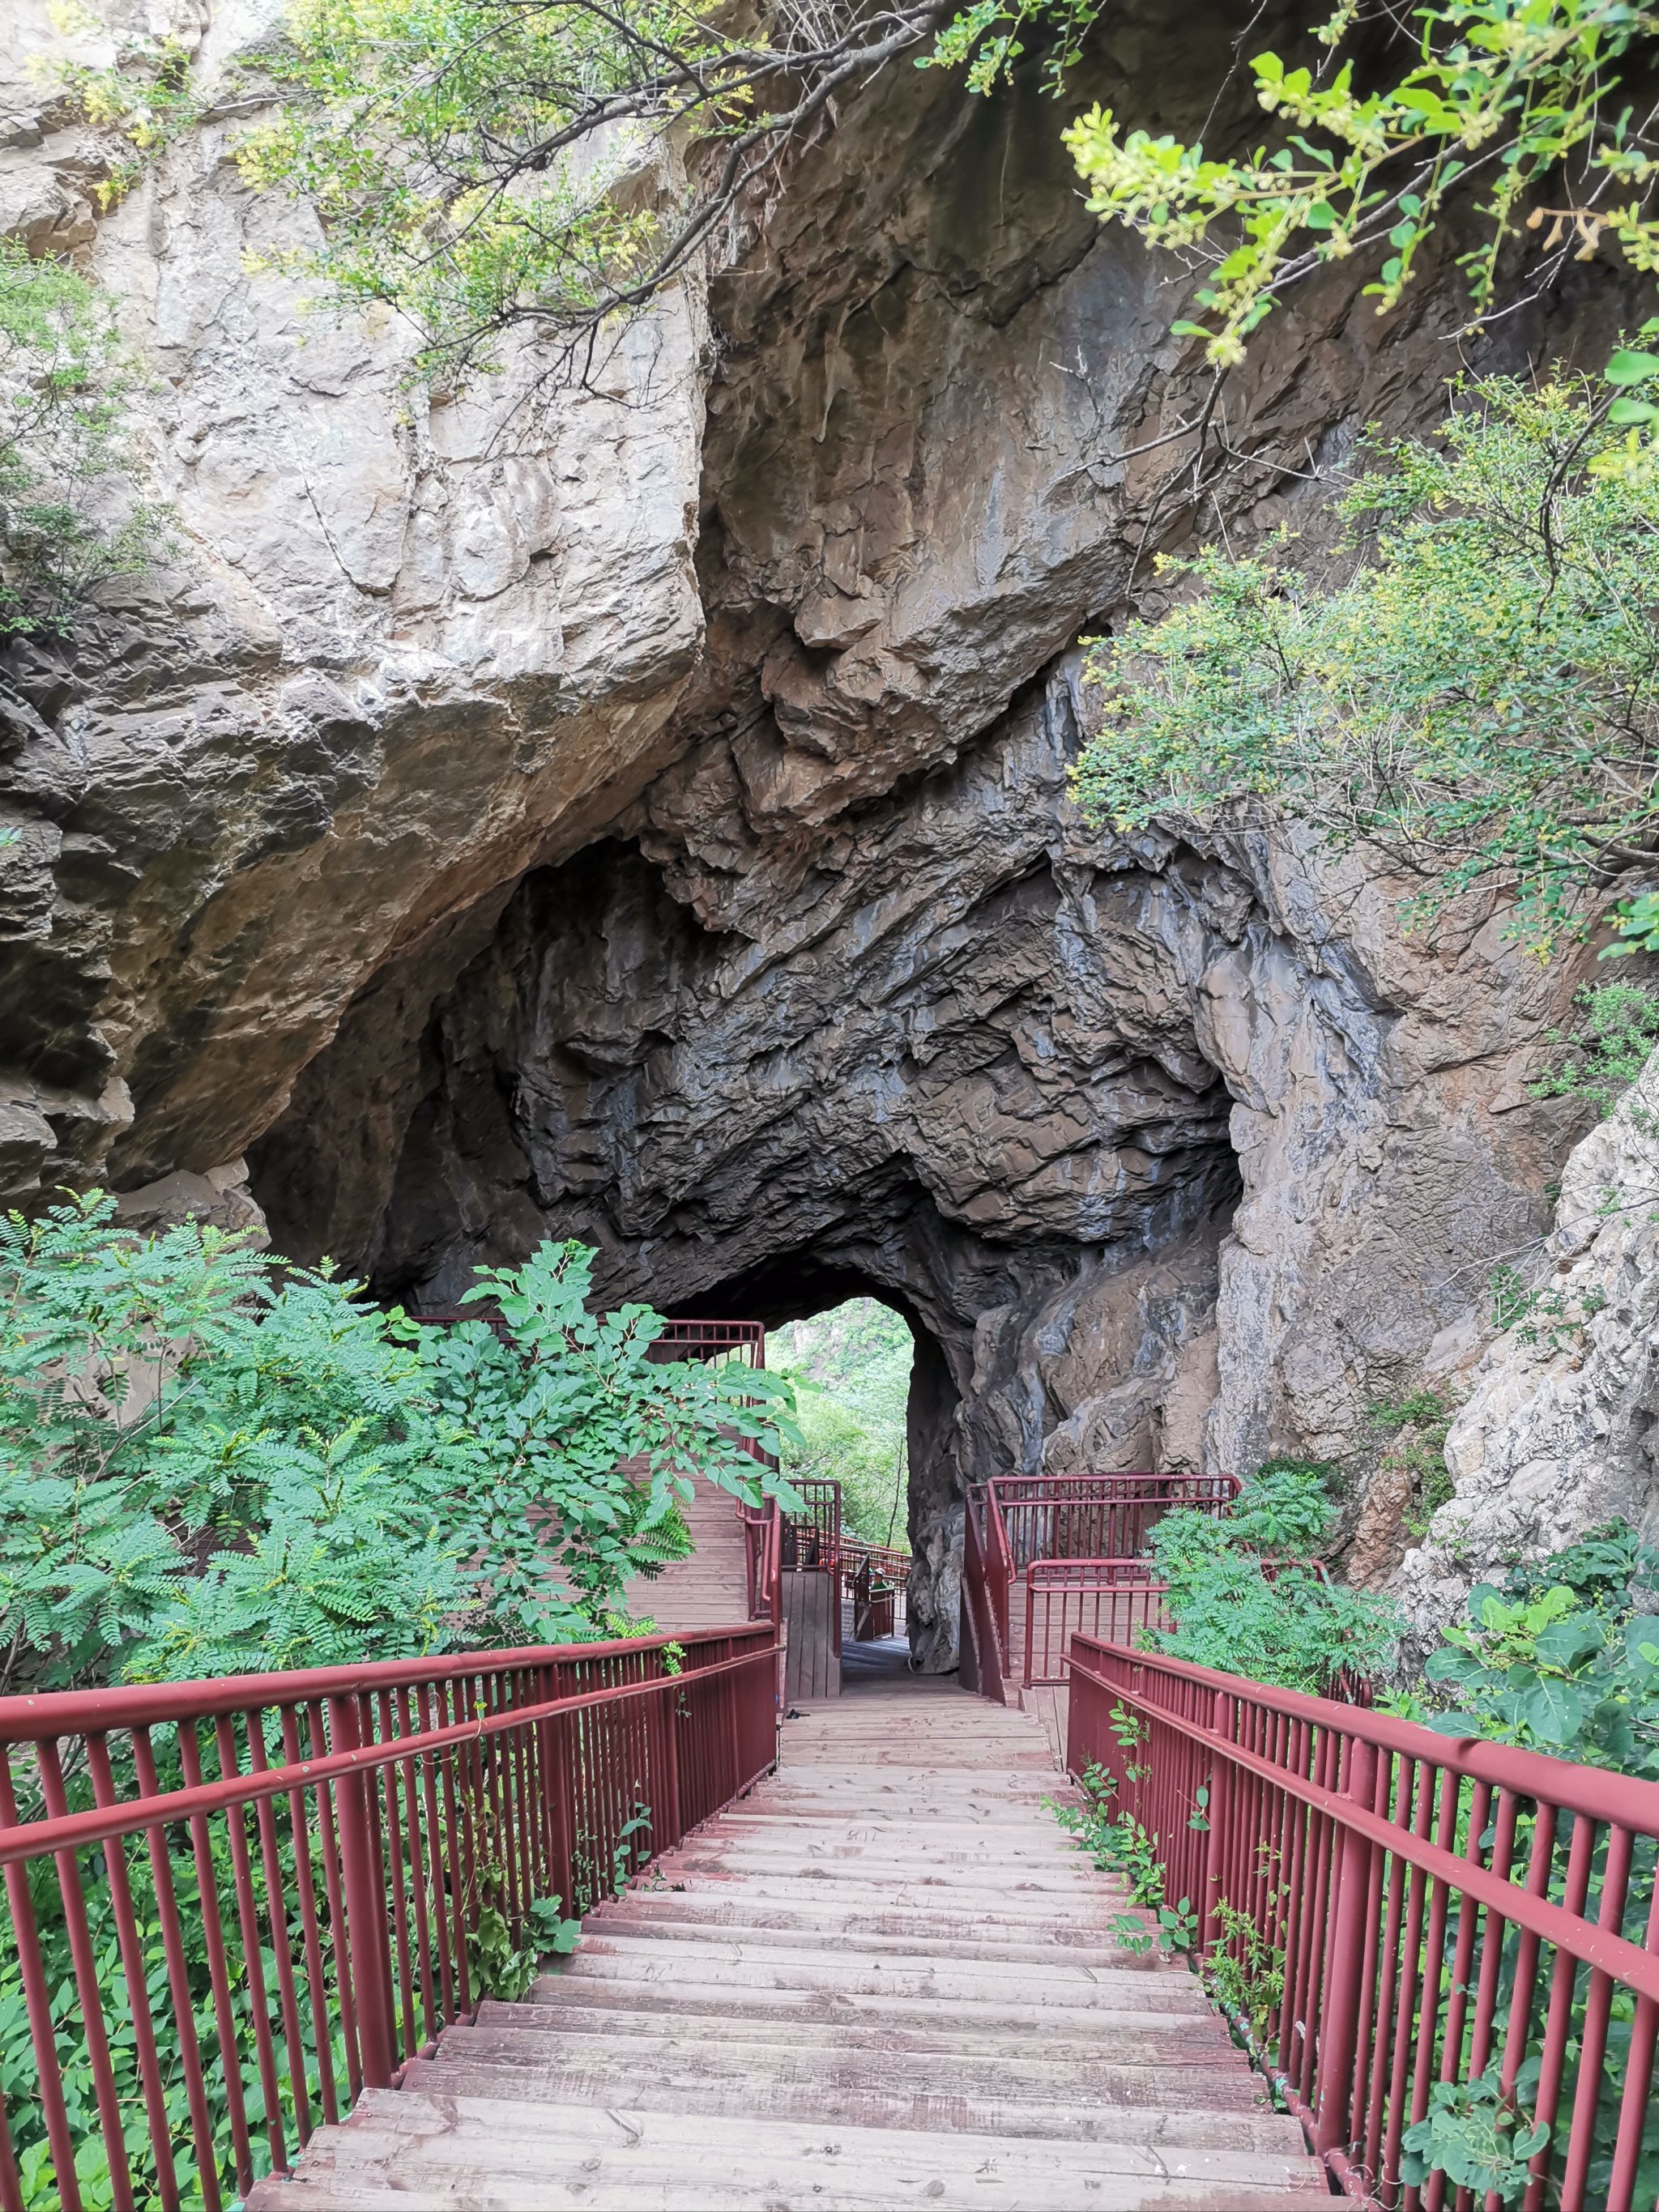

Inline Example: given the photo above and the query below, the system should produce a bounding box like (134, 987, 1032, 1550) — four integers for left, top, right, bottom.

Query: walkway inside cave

(249, 1681, 1324, 2211)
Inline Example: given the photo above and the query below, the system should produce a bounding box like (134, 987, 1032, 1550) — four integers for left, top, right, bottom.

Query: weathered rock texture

(1397, 1052, 1659, 1632)
(0, 0, 1636, 1663)
(1, 0, 708, 1203)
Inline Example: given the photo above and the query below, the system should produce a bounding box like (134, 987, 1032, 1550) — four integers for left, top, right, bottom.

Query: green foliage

(1499, 1518, 1659, 1609)
(1426, 1565, 1659, 1773)
(0, 239, 163, 637)
(770, 1299, 911, 1546)
(1056, 1, 1659, 369)
(1149, 1469, 1401, 1694)
(1533, 980, 1659, 1115)
(1073, 377, 1659, 953)
(1401, 2072, 1550, 2205)
(1205, 1898, 1286, 2046)
(42, 15, 207, 206)
(1369, 1387, 1456, 1537)
(1487, 1262, 1610, 1350)
(468, 1881, 582, 2002)
(0, 1192, 794, 1689)
(919, 0, 1100, 98)
(1609, 884, 1659, 954)
(1226, 1465, 1336, 1556)
(1050, 1761, 1197, 1955)
(231, 0, 940, 380)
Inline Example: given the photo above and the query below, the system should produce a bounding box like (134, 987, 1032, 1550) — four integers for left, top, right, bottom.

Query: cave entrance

(771, 1298, 912, 1554)
(770, 1297, 914, 1686)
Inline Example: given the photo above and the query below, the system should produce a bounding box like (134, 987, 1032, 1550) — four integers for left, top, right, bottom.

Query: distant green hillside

(770, 1300, 912, 1546)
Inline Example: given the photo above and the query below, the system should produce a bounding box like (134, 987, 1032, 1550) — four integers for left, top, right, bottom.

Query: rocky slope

(0, 0, 1635, 1663)
(1398, 1051, 1659, 1623)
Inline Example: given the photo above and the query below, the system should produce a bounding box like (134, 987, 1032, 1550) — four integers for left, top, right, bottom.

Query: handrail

(839, 1537, 909, 1585)
(983, 1481, 1014, 1660)
(0, 1626, 778, 2212)
(1067, 1633, 1659, 2208)
(989, 1470, 1239, 1571)
(1021, 1558, 1169, 1688)
(407, 1313, 767, 1367)
(961, 1473, 1235, 1700)
(779, 1477, 841, 1573)
(740, 1499, 783, 1629)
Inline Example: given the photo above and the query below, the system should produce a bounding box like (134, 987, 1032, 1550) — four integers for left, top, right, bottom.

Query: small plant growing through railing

(467, 1867, 582, 2002)
(1203, 1899, 1285, 2047)
(1049, 1762, 1196, 1956)
(573, 1798, 654, 1915)
(457, 1760, 582, 2001)
(1400, 2072, 1549, 2208)
(1109, 1702, 1150, 1783)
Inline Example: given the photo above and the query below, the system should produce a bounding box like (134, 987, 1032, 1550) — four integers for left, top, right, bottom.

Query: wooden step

(250, 1669, 1328, 2208)
(471, 1997, 1265, 2067)
(251, 2090, 1327, 2209)
(399, 2053, 1285, 2140)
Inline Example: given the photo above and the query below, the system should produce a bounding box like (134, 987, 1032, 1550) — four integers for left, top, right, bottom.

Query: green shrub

(1426, 1524, 1659, 1774)
(1070, 378, 1659, 955)
(0, 240, 164, 637)
(1148, 1470, 1401, 1696)
(0, 1192, 795, 1690)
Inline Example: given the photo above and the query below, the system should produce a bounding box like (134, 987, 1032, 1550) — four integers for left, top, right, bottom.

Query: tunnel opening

(249, 728, 1254, 1673)
(770, 1297, 912, 1553)
(657, 1249, 970, 1674)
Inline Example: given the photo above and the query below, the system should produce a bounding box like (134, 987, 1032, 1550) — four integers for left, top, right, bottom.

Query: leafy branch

(1060, 1, 1659, 370)
(1073, 375, 1659, 954)
(227, 0, 953, 382)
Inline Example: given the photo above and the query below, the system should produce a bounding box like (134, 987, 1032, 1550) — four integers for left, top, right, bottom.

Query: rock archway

(0, 0, 1614, 1652)
(249, 657, 1576, 1662)
(253, 667, 1245, 1664)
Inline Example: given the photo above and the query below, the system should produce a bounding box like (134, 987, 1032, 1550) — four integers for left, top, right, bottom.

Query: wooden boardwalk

(254, 1660, 1326, 2210)
(614, 1475, 754, 1634)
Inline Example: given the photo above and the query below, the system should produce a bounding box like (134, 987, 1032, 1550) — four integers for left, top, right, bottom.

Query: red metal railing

(779, 1477, 840, 1573)
(962, 1474, 1236, 1693)
(838, 1538, 909, 1590)
(1017, 1557, 1330, 1689)
(841, 1545, 908, 1643)
(1022, 1560, 1171, 1686)
(741, 1499, 783, 1629)
(991, 1471, 1239, 1571)
(1068, 1633, 1659, 2209)
(408, 1312, 766, 1368)
(960, 1490, 1007, 1701)
(649, 1319, 766, 1366)
(0, 1626, 776, 2211)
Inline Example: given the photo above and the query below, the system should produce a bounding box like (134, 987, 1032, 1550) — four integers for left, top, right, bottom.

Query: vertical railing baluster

(326, 1693, 395, 2091)
(279, 1705, 340, 2129)
(83, 1733, 178, 2210)
(211, 1711, 287, 2181)
(245, 1710, 314, 2158)
(0, 1754, 84, 2212)
(33, 1741, 134, 2208)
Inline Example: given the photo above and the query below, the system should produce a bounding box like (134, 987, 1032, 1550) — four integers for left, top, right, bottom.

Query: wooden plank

(251, 1634, 1329, 2210)
(782, 1569, 838, 1702)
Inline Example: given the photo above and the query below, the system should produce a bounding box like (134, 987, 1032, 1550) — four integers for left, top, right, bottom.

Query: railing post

(662, 1670, 684, 1848)
(1315, 1733, 1378, 2163)
(327, 1694, 396, 2091)
(1201, 1688, 1233, 1952)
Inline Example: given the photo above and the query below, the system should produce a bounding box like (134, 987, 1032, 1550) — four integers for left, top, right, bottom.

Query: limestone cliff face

(1, 0, 708, 1208)
(1396, 1054, 1659, 1632)
(0, 0, 1631, 1664)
